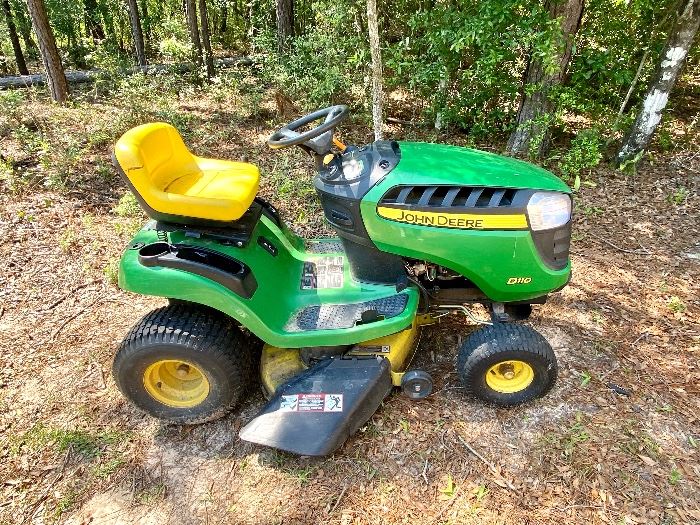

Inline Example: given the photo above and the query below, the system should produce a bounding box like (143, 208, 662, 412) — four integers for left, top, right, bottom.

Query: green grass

(12, 424, 127, 458)
(135, 482, 166, 505)
(91, 456, 127, 479)
(54, 487, 81, 519)
(113, 192, 142, 218)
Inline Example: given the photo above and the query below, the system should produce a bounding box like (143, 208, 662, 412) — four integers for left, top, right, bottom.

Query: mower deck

(260, 315, 430, 397)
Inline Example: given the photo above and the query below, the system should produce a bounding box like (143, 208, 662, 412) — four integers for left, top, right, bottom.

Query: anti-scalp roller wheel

(401, 370, 433, 400)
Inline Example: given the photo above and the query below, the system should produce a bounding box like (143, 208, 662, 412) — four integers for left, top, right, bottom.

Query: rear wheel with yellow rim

(457, 323, 557, 406)
(113, 303, 258, 424)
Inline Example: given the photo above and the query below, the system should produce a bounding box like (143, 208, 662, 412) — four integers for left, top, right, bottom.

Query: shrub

(558, 128, 603, 180)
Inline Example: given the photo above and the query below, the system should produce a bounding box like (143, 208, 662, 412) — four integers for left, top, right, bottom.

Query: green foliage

(0, 0, 693, 176)
(618, 150, 645, 176)
(568, 0, 674, 116)
(256, 17, 366, 109)
(385, 0, 560, 134)
(103, 257, 120, 285)
(558, 128, 603, 179)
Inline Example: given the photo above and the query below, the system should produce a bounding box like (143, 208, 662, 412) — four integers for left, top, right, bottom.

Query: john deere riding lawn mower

(111, 105, 572, 456)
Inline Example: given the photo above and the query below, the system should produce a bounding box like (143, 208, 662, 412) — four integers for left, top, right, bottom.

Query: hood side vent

(380, 185, 524, 209)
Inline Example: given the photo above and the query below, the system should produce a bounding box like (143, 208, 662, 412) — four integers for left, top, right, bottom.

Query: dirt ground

(0, 77, 698, 525)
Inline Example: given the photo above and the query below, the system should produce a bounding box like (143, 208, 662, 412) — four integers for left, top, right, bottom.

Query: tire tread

(113, 303, 254, 424)
(457, 323, 557, 405)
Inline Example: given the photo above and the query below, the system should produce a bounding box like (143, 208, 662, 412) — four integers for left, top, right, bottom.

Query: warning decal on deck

(279, 393, 343, 412)
(301, 256, 344, 290)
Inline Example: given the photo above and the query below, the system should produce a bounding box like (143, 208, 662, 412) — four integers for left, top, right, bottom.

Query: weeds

(618, 423, 660, 458)
(59, 230, 77, 252)
(669, 467, 682, 485)
(135, 482, 166, 505)
(542, 414, 590, 459)
(92, 456, 127, 479)
(667, 296, 686, 314)
(667, 187, 690, 206)
(438, 474, 456, 499)
(113, 192, 142, 218)
(558, 128, 603, 182)
(288, 465, 315, 485)
(473, 483, 488, 502)
(103, 257, 120, 285)
(54, 487, 81, 518)
(579, 371, 592, 388)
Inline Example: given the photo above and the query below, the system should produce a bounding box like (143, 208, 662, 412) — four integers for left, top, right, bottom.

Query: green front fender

(363, 215, 571, 302)
(118, 217, 419, 348)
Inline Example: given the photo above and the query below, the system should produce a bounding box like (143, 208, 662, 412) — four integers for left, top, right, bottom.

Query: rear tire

(113, 304, 255, 424)
(456, 323, 557, 406)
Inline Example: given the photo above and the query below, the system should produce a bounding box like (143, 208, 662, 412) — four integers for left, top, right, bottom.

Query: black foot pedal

(239, 357, 392, 456)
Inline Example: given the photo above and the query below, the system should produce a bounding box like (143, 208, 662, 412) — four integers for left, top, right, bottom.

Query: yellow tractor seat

(113, 122, 260, 224)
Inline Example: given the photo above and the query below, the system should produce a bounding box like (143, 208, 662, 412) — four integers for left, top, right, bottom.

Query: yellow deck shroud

(260, 314, 436, 396)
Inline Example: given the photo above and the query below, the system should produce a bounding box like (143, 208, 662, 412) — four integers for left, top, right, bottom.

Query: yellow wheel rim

(485, 360, 534, 393)
(143, 360, 210, 408)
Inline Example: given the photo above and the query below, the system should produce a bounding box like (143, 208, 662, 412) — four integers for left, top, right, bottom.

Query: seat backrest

(114, 122, 199, 195)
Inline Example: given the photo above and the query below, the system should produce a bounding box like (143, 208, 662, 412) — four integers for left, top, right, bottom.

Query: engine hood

(392, 142, 570, 193)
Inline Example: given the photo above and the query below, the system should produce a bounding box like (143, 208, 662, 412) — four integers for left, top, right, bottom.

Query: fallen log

(0, 56, 253, 90)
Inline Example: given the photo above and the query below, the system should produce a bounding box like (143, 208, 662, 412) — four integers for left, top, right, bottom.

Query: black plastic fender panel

(239, 356, 392, 456)
(137, 242, 257, 298)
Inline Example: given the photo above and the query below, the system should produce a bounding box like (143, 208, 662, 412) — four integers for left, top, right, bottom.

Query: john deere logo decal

(377, 207, 528, 230)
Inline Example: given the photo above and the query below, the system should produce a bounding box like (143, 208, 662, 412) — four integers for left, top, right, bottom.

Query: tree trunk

(2, 0, 29, 75)
(366, 0, 384, 140)
(506, 0, 585, 157)
(219, 1, 227, 32)
(126, 0, 146, 66)
(199, 0, 215, 77)
(84, 0, 105, 42)
(185, 0, 203, 65)
(26, 0, 67, 102)
(140, 0, 150, 52)
(275, 0, 294, 53)
(616, 0, 700, 165)
(11, 1, 37, 56)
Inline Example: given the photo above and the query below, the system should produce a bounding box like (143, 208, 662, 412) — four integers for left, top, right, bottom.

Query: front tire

(457, 324, 557, 406)
(113, 304, 256, 424)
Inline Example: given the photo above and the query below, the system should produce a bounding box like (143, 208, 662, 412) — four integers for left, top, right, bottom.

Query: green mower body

(119, 140, 571, 348)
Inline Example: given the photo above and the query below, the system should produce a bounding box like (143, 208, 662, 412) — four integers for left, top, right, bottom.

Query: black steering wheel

(268, 105, 349, 155)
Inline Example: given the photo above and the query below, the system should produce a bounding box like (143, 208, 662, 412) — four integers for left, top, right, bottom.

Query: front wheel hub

(485, 360, 534, 393)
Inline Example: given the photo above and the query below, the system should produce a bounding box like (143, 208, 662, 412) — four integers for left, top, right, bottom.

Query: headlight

(527, 192, 571, 231)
